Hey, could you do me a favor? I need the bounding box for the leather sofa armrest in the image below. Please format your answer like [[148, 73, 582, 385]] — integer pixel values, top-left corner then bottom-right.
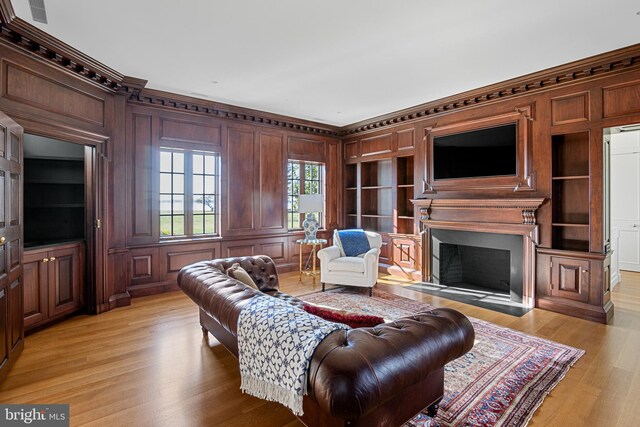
[[306, 308, 474, 419]]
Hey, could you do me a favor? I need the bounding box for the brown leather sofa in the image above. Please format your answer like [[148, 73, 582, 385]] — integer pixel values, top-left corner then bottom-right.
[[178, 255, 475, 427]]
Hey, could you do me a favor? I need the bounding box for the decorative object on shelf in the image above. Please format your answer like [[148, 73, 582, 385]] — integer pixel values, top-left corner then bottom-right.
[[299, 194, 324, 240]]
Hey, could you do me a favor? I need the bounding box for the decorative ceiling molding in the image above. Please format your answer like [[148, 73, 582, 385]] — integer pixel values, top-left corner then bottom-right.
[[129, 88, 341, 136], [0, 12, 124, 91], [342, 44, 640, 136]]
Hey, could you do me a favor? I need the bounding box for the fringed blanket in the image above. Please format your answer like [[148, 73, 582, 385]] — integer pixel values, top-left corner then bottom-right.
[[237, 295, 350, 415]]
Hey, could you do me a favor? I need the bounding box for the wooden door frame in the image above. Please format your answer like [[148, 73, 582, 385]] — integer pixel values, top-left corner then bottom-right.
[[16, 119, 106, 315]]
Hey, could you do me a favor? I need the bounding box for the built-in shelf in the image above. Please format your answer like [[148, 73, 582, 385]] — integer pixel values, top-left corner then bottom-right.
[[397, 184, 414, 188], [25, 180, 84, 185], [551, 131, 590, 252], [362, 186, 393, 190], [551, 176, 589, 181], [362, 214, 392, 218], [345, 187, 358, 191], [398, 216, 414, 220]]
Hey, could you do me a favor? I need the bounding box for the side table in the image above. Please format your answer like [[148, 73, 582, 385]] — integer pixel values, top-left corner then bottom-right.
[[296, 238, 327, 283]]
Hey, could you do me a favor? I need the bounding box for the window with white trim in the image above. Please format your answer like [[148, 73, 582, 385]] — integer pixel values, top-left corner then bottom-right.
[[160, 148, 221, 237], [287, 161, 324, 229]]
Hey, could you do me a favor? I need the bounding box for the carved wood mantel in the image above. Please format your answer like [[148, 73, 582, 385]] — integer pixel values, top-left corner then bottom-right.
[[411, 198, 545, 307]]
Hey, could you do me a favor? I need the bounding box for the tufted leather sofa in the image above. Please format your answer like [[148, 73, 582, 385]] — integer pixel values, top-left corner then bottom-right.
[[178, 255, 475, 427]]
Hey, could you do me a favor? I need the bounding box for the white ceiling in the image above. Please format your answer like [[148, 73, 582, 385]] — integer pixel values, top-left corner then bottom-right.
[[11, 0, 640, 126]]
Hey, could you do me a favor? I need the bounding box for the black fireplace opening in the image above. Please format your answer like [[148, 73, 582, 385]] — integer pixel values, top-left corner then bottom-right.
[[414, 228, 530, 317], [438, 243, 511, 294]]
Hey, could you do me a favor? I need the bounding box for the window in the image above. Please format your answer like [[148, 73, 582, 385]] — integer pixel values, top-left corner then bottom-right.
[[160, 148, 221, 237], [287, 161, 324, 229]]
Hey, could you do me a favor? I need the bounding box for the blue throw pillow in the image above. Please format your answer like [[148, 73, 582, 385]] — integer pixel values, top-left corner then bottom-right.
[[338, 229, 371, 257]]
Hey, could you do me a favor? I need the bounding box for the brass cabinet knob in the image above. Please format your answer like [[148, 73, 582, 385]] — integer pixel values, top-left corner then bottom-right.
[[0, 236, 5, 244], [42, 258, 49, 263], [49, 257, 56, 261]]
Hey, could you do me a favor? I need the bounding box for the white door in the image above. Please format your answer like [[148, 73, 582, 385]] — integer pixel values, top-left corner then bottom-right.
[[611, 130, 640, 272]]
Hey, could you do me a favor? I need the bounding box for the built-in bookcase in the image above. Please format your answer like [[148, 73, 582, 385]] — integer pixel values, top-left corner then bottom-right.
[[396, 156, 415, 234], [551, 131, 590, 252], [343, 156, 415, 235]]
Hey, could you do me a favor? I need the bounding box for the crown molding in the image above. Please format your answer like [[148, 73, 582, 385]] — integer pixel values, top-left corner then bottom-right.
[[341, 43, 640, 136], [129, 88, 341, 137], [0, 17, 124, 90]]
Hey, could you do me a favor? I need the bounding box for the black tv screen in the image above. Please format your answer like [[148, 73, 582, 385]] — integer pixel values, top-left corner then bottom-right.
[[433, 123, 517, 179]]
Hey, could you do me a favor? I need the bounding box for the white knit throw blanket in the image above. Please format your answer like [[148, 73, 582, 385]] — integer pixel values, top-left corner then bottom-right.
[[237, 295, 350, 416]]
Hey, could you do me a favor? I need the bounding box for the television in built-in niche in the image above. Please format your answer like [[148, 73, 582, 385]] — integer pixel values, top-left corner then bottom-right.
[[433, 123, 517, 180]]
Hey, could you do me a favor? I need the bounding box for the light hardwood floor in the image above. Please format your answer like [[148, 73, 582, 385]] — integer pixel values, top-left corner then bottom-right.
[[1, 271, 640, 426]]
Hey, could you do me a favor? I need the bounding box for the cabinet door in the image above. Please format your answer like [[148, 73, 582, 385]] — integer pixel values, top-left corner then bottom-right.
[[0, 287, 7, 371], [23, 250, 48, 329], [48, 246, 82, 318], [392, 238, 415, 269], [550, 256, 590, 302]]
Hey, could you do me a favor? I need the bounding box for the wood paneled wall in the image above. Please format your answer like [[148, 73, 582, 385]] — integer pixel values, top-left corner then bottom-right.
[[2, 13, 640, 315], [0, 36, 340, 310], [123, 104, 339, 296]]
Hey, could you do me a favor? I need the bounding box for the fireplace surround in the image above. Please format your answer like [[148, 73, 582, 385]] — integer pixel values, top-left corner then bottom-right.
[[412, 198, 545, 308], [431, 229, 523, 303]]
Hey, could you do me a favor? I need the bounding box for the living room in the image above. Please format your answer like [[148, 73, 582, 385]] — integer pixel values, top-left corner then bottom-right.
[[0, 0, 639, 426]]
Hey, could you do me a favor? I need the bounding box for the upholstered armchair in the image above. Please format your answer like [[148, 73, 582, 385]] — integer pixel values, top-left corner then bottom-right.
[[317, 230, 382, 296]]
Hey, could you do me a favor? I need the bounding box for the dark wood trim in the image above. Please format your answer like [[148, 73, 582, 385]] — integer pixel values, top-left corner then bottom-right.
[[129, 88, 340, 137], [342, 43, 640, 136], [0, 18, 123, 91], [422, 106, 535, 194]]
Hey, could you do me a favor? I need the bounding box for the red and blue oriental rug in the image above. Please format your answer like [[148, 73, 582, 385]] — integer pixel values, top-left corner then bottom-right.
[[301, 288, 584, 427]]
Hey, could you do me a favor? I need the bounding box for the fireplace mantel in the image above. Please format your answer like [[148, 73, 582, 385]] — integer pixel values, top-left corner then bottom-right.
[[411, 198, 546, 308], [412, 198, 546, 225]]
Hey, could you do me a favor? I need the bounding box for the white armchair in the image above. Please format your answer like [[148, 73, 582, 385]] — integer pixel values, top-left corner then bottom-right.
[[317, 230, 382, 296]]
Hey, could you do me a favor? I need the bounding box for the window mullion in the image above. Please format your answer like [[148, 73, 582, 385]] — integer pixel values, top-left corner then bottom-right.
[[185, 152, 194, 235]]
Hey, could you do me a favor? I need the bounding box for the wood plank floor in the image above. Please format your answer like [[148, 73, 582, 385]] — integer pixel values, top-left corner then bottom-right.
[[1, 271, 640, 426]]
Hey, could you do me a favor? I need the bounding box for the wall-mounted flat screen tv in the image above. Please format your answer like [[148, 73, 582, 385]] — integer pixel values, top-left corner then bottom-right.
[[433, 123, 517, 179]]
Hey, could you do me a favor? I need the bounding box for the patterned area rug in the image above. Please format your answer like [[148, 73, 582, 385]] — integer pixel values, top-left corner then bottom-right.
[[301, 288, 584, 427]]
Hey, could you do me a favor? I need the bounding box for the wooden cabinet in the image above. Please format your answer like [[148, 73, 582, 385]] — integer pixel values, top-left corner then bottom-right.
[[536, 130, 613, 323], [23, 242, 83, 331], [536, 249, 612, 323], [549, 255, 590, 302]]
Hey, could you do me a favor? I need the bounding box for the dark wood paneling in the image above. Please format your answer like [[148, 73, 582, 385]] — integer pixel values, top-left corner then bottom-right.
[[326, 141, 340, 229], [130, 113, 154, 242], [603, 80, 640, 118], [0, 287, 6, 367], [258, 241, 286, 263], [223, 243, 255, 258], [47, 245, 82, 318], [259, 132, 285, 230], [226, 128, 255, 232], [2, 62, 105, 127], [166, 248, 217, 273], [22, 250, 47, 328], [361, 133, 393, 157], [397, 128, 415, 151], [344, 140, 359, 160], [8, 279, 21, 350], [131, 255, 152, 279], [288, 136, 325, 161], [551, 92, 590, 125], [160, 118, 221, 146]]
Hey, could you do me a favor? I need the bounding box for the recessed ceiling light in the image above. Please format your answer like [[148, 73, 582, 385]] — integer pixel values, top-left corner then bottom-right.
[[211, 81, 219, 84], [336, 111, 342, 114]]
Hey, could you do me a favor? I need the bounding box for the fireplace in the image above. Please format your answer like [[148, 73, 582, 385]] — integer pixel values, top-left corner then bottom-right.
[[412, 198, 545, 308], [431, 229, 524, 303]]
